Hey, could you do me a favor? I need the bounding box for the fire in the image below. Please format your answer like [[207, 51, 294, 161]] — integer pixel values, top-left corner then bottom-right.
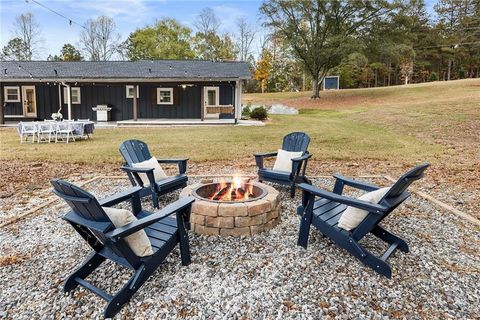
[[209, 175, 254, 202]]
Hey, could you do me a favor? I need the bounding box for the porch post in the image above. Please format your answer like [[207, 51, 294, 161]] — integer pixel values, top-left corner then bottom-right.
[[200, 85, 204, 121], [235, 80, 242, 121], [66, 84, 72, 120], [132, 85, 138, 121], [57, 84, 62, 113], [0, 83, 4, 124]]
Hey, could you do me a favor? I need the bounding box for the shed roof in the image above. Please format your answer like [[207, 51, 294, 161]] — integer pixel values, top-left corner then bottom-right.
[[0, 60, 251, 81]]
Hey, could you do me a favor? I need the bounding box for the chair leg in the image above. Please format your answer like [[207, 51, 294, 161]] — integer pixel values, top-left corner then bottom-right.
[[64, 252, 105, 293], [371, 225, 409, 253], [104, 265, 148, 318], [152, 192, 159, 209], [290, 183, 296, 198], [297, 212, 313, 249], [346, 237, 393, 278], [177, 211, 191, 266]]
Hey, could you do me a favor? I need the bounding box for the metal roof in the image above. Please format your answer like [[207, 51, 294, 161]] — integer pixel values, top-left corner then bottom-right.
[[0, 60, 251, 81]]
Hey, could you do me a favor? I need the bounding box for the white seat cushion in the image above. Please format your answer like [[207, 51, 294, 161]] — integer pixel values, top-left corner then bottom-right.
[[102, 207, 154, 257], [273, 149, 303, 172], [338, 187, 390, 231], [131, 156, 167, 186]]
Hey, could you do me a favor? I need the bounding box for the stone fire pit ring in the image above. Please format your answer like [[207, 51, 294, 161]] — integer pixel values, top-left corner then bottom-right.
[[179, 181, 281, 237]]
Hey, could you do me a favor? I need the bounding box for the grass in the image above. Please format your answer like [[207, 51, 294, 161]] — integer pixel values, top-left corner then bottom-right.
[[1, 79, 478, 166]]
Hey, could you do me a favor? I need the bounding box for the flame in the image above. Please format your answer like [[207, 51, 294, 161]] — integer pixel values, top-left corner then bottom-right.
[[209, 175, 254, 202]]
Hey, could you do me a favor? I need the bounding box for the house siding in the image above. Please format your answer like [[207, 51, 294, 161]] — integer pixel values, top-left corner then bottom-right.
[[1, 81, 236, 121]]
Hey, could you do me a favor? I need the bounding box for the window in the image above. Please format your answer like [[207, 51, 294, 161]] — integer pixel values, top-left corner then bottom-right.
[[157, 88, 174, 105], [204, 87, 219, 106], [4, 86, 20, 102], [63, 87, 81, 104], [126, 85, 139, 98]]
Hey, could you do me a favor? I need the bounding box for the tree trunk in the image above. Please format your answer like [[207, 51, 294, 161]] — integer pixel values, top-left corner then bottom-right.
[[447, 59, 452, 81], [387, 64, 391, 86], [311, 76, 320, 99]]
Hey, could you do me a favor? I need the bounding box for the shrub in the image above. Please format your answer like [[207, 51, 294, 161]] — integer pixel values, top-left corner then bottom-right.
[[242, 103, 251, 117], [428, 72, 438, 82], [249, 106, 268, 120]]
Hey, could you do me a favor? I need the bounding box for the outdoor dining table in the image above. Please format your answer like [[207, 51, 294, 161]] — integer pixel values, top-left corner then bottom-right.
[[17, 120, 95, 140], [70, 121, 95, 136]]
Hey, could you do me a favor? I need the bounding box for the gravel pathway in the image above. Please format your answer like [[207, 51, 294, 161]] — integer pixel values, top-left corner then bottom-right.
[[0, 177, 479, 319]]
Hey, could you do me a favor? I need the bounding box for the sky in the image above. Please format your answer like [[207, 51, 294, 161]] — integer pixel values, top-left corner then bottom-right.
[[0, 0, 439, 60]]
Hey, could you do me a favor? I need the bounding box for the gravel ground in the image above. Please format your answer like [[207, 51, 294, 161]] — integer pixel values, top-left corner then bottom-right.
[[0, 177, 479, 319]]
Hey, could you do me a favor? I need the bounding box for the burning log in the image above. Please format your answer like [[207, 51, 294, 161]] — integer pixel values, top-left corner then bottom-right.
[[212, 186, 231, 201]]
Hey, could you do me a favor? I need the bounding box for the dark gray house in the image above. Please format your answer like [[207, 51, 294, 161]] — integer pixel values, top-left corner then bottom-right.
[[0, 60, 250, 123]]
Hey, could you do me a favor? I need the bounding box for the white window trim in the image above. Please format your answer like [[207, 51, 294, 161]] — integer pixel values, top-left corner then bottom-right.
[[157, 88, 174, 105], [126, 85, 140, 98], [64, 87, 81, 104], [4, 86, 21, 102], [205, 86, 220, 106]]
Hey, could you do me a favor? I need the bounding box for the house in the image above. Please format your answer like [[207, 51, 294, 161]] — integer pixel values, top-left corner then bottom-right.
[[0, 60, 251, 124]]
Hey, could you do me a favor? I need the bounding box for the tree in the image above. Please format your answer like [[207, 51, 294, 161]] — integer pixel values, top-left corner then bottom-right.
[[235, 17, 256, 61], [194, 32, 237, 61], [435, 0, 479, 80], [12, 12, 42, 60], [194, 7, 220, 35], [192, 7, 237, 60], [254, 50, 273, 93], [1, 38, 29, 60], [260, 0, 389, 98], [49, 44, 83, 61], [80, 16, 120, 61], [125, 18, 195, 60]]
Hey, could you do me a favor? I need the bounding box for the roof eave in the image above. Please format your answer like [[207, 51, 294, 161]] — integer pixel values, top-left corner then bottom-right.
[[0, 77, 250, 83]]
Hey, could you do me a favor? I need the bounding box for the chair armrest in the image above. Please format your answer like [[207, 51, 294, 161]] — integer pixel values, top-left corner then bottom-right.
[[106, 196, 195, 240], [120, 165, 156, 187], [291, 153, 312, 163], [120, 166, 154, 173], [332, 174, 379, 194], [298, 183, 387, 214], [156, 158, 188, 174], [254, 151, 278, 158], [99, 186, 143, 207], [254, 152, 278, 169]]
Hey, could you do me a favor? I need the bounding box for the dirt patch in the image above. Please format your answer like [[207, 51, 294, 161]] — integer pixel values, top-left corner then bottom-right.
[[1, 158, 478, 222], [245, 93, 380, 110]]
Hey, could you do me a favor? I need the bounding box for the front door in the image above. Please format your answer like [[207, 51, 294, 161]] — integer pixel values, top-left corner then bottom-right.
[[203, 86, 219, 118], [22, 86, 37, 117]]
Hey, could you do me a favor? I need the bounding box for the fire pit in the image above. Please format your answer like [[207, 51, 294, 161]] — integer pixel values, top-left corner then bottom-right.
[[179, 177, 281, 237]]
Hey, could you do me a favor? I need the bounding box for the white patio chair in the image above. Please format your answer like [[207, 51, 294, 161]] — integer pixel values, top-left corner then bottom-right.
[[18, 122, 37, 144], [71, 122, 87, 140], [37, 122, 55, 143], [77, 119, 90, 122], [55, 121, 75, 143]]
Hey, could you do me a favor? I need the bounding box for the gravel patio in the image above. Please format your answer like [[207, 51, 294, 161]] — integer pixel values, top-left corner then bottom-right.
[[0, 176, 479, 319]]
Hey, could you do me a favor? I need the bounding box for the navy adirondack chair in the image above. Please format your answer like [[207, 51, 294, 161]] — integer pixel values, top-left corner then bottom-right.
[[51, 179, 194, 318], [296, 163, 429, 278], [119, 139, 188, 208], [254, 132, 312, 197]]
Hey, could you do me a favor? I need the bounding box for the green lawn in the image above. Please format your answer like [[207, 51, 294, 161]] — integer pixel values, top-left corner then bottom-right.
[[1, 79, 479, 166]]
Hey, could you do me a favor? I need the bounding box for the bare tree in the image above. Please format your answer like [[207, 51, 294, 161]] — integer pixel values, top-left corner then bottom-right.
[[80, 16, 121, 61], [194, 7, 221, 35], [12, 13, 42, 60], [235, 17, 256, 61]]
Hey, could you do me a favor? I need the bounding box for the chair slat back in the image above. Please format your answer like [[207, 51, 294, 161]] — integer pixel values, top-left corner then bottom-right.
[[51, 179, 139, 265], [352, 163, 429, 239], [20, 122, 37, 133], [119, 139, 152, 165], [282, 132, 310, 153], [381, 163, 430, 203]]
